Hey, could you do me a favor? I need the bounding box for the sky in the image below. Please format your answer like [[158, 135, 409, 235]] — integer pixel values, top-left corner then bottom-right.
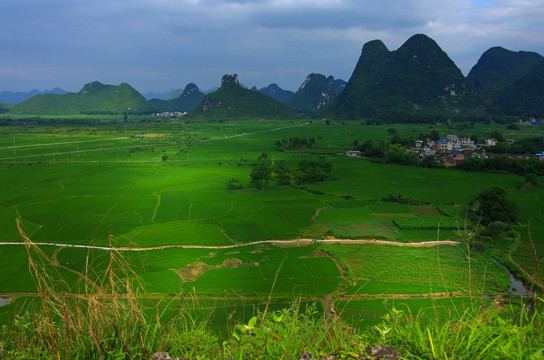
[[1, 0, 543, 94]]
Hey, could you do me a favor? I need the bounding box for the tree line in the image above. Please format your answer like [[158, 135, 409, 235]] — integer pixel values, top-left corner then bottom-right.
[[227, 153, 332, 190]]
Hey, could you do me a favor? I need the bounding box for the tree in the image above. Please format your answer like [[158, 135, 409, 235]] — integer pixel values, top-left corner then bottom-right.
[[272, 161, 291, 185], [250, 164, 271, 189], [471, 186, 518, 226], [428, 129, 440, 141], [489, 130, 504, 142], [226, 178, 243, 190], [250, 153, 272, 189], [525, 173, 538, 186], [294, 158, 332, 185]]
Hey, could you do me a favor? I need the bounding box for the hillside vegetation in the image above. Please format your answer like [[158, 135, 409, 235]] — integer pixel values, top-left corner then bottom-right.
[[467, 46, 543, 101], [322, 34, 484, 122], [10, 81, 157, 115], [186, 74, 297, 120]]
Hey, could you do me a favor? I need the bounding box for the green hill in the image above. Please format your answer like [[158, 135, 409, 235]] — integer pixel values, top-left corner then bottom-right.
[[10, 81, 157, 115], [284, 73, 337, 114], [467, 46, 543, 101], [0, 101, 12, 114], [186, 74, 297, 121], [322, 34, 482, 122], [150, 83, 205, 112], [493, 59, 544, 117]]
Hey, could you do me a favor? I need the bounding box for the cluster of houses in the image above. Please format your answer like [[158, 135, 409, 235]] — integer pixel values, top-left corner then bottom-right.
[[409, 134, 544, 166], [153, 111, 186, 117], [409, 135, 495, 166], [345, 132, 544, 166]]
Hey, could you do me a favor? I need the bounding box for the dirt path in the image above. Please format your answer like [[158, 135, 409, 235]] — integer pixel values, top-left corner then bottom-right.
[[311, 207, 328, 223], [0, 238, 459, 252], [151, 192, 161, 223], [0, 137, 128, 150]]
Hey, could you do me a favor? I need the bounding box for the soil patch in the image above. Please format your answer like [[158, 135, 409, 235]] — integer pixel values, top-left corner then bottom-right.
[[172, 258, 258, 282]]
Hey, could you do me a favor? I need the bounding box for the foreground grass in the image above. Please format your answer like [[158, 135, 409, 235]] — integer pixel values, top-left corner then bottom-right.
[[1, 230, 543, 359], [2, 295, 543, 359]]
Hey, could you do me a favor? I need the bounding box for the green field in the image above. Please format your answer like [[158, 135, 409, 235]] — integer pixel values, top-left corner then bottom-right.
[[0, 119, 542, 330]]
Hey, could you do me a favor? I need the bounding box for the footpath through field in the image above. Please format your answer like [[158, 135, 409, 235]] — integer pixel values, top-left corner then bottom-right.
[[0, 238, 459, 252]]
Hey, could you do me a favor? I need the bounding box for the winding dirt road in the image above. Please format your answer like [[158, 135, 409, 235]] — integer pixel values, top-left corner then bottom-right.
[[0, 238, 459, 252]]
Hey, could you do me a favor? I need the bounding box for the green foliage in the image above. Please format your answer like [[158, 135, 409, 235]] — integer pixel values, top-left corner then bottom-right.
[[223, 303, 365, 359], [226, 178, 243, 190], [472, 186, 519, 225], [479, 221, 517, 242], [294, 158, 332, 185], [273, 137, 315, 151], [0, 101, 12, 114], [186, 78, 296, 121], [369, 305, 544, 359], [250, 156, 273, 189], [526, 173, 539, 186]]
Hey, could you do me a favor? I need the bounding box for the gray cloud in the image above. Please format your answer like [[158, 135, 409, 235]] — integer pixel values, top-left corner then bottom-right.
[[0, 0, 543, 93]]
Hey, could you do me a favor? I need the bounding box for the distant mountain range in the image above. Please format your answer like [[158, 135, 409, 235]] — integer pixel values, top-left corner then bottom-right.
[[0, 88, 67, 104], [185, 74, 296, 120], [256, 84, 294, 102], [3, 33, 544, 120], [143, 89, 177, 101]]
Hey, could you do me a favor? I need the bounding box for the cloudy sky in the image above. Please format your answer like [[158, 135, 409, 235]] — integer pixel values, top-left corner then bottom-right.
[[1, 0, 543, 94]]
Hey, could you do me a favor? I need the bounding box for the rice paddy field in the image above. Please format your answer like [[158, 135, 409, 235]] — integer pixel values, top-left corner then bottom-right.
[[0, 118, 542, 328]]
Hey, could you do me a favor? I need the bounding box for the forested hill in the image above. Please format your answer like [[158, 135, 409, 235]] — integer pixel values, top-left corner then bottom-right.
[[467, 46, 543, 101], [321, 34, 483, 122], [492, 59, 544, 117], [186, 74, 297, 121], [9, 81, 157, 115]]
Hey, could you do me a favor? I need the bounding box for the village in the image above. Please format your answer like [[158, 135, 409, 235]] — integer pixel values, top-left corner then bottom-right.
[[346, 132, 544, 167], [409, 133, 544, 166]]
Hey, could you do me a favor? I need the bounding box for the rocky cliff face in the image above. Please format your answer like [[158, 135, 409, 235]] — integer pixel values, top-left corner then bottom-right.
[[284, 73, 338, 114], [221, 74, 239, 86], [181, 83, 200, 97]]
